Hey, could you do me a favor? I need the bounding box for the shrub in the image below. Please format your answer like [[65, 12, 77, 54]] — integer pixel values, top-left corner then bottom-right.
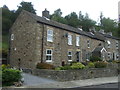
[[2, 68, 22, 86], [36, 63, 55, 69], [94, 61, 107, 68], [55, 65, 71, 70], [87, 62, 95, 68], [90, 56, 102, 62], [70, 61, 78, 65], [71, 62, 85, 69], [112, 60, 120, 63], [2, 64, 10, 70]]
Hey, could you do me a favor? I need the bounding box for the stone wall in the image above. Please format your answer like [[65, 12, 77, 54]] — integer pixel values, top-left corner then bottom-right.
[[23, 67, 118, 81]]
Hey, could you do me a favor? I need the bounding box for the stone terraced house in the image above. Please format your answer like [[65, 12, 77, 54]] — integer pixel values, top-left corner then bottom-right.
[[9, 10, 120, 69]]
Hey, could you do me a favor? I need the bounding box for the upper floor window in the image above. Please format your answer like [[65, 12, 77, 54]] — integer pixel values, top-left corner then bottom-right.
[[76, 36, 80, 46], [107, 40, 111, 48], [46, 49, 52, 62], [47, 30, 53, 42], [68, 34, 72, 45], [11, 34, 14, 40], [68, 51, 72, 61], [87, 40, 90, 48], [116, 41, 119, 49]]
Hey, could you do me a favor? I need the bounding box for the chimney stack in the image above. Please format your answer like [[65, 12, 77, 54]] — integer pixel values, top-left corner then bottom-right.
[[107, 32, 112, 36], [99, 29, 105, 34], [42, 8, 50, 19]]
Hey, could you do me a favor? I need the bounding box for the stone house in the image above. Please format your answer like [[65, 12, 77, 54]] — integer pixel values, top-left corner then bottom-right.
[[9, 10, 120, 69]]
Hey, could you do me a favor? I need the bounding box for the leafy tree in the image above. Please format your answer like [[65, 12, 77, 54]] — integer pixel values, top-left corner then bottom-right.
[[50, 9, 67, 24], [65, 12, 80, 27], [15, 1, 36, 18], [78, 12, 96, 31]]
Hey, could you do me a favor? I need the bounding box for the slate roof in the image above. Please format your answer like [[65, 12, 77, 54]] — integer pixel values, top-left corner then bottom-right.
[[93, 46, 103, 52], [22, 10, 120, 41]]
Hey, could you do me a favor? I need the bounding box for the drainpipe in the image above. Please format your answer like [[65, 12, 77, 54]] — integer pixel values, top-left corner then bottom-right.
[[41, 24, 45, 63]]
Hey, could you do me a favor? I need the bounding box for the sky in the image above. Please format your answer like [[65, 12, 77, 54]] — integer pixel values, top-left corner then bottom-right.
[[0, 0, 120, 22]]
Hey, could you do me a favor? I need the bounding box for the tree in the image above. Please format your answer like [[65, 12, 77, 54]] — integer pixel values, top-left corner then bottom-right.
[[78, 12, 96, 31], [65, 12, 80, 27], [50, 9, 67, 24], [16, 1, 36, 17]]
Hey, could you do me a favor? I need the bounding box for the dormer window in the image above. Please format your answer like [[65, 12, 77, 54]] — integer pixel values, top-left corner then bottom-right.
[[11, 34, 14, 40], [68, 34, 72, 45], [47, 30, 53, 42]]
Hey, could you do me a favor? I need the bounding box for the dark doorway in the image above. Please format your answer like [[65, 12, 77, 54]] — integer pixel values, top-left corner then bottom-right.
[[76, 51, 81, 62]]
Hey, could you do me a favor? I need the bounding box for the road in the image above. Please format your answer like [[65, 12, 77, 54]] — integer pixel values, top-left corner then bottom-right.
[[22, 73, 58, 86], [80, 82, 119, 88]]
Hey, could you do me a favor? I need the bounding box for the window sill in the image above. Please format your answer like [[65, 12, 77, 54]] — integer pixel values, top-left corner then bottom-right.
[[68, 60, 72, 62], [46, 60, 52, 62]]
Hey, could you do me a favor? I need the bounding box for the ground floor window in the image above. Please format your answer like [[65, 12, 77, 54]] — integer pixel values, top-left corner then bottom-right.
[[68, 51, 72, 61], [46, 49, 52, 62], [108, 52, 111, 59]]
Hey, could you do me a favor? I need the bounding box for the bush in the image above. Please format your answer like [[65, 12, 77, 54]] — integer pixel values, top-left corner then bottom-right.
[[94, 61, 107, 68], [112, 60, 120, 63], [71, 62, 85, 69], [87, 62, 95, 68], [2, 64, 10, 70], [90, 56, 102, 62], [36, 63, 55, 69], [2, 68, 22, 86]]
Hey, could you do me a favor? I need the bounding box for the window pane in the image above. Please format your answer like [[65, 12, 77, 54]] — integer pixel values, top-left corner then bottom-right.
[[47, 50, 52, 54], [68, 34, 72, 45]]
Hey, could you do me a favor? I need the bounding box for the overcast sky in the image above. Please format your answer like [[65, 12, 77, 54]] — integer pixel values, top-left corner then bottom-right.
[[1, 0, 120, 22]]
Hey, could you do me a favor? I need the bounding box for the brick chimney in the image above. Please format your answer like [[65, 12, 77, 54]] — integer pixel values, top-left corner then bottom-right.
[[42, 8, 50, 19]]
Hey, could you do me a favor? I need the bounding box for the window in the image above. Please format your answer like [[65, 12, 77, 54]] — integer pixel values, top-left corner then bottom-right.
[[116, 41, 119, 49], [76, 36, 80, 46], [116, 54, 119, 60], [47, 30, 53, 42], [108, 52, 111, 59], [68, 34, 72, 45], [87, 40, 90, 48], [46, 49, 52, 62], [107, 40, 111, 48], [11, 34, 14, 40], [68, 51, 72, 61]]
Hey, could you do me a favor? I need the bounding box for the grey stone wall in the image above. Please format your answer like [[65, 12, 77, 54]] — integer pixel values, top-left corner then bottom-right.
[[23, 67, 118, 81], [9, 11, 43, 69]]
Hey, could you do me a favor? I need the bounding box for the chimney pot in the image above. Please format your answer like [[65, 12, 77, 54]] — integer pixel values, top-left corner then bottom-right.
[[42, 8, 50, 19]]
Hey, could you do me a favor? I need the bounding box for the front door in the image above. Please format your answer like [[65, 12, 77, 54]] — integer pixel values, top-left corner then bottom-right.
[[76, 51, 81, 62]]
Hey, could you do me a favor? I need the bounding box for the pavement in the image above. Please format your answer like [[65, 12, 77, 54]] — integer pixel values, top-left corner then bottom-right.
[[21, 73, 119, 88]]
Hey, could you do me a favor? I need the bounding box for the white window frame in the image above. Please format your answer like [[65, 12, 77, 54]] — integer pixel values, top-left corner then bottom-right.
[[108, 44, 111, 49], [107, 52, 111, 59], [107, 40, 111, 49], [47, 30, 53, 42], [11, 34, 14, 40], [68, 34, 72, 45], [68, 51, 72, 61], [116, 41, 119, 49], [46, 49, 52, 62], [87, 40, 90, 48], [76, 36, 80, 46]]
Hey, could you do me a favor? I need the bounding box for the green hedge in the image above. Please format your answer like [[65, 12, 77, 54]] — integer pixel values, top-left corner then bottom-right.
[[94, 61, 108, 68], [90, 56, 102, 62], [36, 63, 55, 69], [2, 65, 22, 86]]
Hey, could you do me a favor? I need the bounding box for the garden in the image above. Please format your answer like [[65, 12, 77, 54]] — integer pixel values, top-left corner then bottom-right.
[[36, 56, 120, 70]]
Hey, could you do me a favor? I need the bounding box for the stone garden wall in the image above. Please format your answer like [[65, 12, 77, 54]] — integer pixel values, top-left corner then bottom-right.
[[23, 63, 119, 81]]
